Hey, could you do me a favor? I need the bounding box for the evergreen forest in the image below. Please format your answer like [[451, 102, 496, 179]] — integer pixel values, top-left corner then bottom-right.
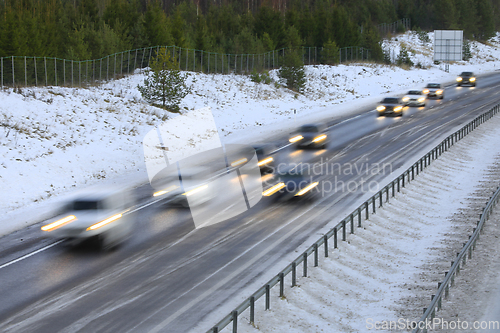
[[0, 0, 497, 62]]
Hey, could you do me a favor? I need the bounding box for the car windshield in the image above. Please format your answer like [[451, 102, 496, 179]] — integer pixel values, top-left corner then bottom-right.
[[426, 83, 440, 88], [71, 200, 101, 210], [382, 98, 399, 104], [300, 125, 319, 133], [460, 72, 473, 76], [408, 90, 422, 95]]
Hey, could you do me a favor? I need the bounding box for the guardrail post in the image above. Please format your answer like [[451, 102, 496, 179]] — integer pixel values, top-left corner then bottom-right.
[[324, 235, 328, 257], [392, 181, 395, 197], [303, 253, 308, 277], [357, 208, 362, 227], [232, 310, 238, 333], [279, 273, 284, 297], [213, 326, 219, 333], [333, 227, 338, 248], [372, 196, 376, 213], [397, 177, 400, 192], [365, 202, 369, 219], [265, 285, 270, 310], [444, 273, 449, 298], [379, 192, 383, 208], [350, 214, 354, 234], [402, 173, 405, 187], [292, 262, 296, 287], [314, 244, 318, 267], [412, 165, 415, 180], [250, 296, 255, 323], [342, 220, 347, 241]]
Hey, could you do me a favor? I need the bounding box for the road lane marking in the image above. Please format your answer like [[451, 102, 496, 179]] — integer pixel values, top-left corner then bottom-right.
[[0, 240, 63, 270]]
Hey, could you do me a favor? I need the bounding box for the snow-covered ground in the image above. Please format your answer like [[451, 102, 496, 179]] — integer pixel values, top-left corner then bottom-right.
[[222, 98, 500, 333]]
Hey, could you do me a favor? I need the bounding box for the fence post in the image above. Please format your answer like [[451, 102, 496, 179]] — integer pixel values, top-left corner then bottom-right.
[[314, 244, 318, 267], [279, 273, 284, 297], [24, 56, 27, 86], [342, 220, 347, 241], [292, 262, 296, 287], [324, 235, 328, 257], [250, 296, 255, 323], [265, 285, 270, 310], [12, 56, 15, 87], [34, 57, 37, 86], [303, 253, 308, 277], [333, 227, 338, 248], [55, 58, 57, 86], [232, 310, 238, 333]]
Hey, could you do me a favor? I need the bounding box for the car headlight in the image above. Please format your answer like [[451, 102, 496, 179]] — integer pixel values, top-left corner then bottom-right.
[[470, 77, 476, 82], [263, 182, 286, 196], [42, 215, 77, 231], [456, 77, 463, 82], [183, 184, 209, 197], [402, 97, 410, 102], [394, 106, 403, 112], [257, 157, 273, 166], [289, 135, 303, 143], [230, 157, 248, 167], [295, 182, 319, 196], [436, 90, 443, 95], [376, 106, 386, 112], [312, 134, 327, 143], [153, 185, 178, 197], [87, 214, 122, 231], [423, 89, 429, 94], [418, 97, 425, 103]]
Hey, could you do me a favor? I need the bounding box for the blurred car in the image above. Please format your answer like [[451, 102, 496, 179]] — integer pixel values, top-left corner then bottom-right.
[[376, 97, 404, 117], [41, 188, 134, 251], [152, 166, 216, 207], [402, 90, 426, 107], [289, 124, 328, 149], [456, 72, 476, 87], [423, 83, 444, 99], [253, 143, 278, 174], [262, 166, 319, 201]]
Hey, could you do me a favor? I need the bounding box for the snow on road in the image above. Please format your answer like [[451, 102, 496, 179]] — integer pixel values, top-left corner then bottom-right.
[[224, 111, 500, 332]]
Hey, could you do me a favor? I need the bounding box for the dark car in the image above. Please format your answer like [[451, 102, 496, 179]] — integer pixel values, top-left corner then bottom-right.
[[423, 83, 444, 99], [289, 124, 328, 149], [456, 72, 476, 87], [262, 166, 319, 201], [253, 144, 278, 174], [376, 97, 404, 117]]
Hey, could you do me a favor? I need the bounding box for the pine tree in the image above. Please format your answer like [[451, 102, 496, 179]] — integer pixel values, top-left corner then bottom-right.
[[137, 47, 192, 112]]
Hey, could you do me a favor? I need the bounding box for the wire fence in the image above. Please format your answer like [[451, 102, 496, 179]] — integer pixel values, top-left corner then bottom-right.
[[0, 45, 370, 88], [377, 18, 411, 37]]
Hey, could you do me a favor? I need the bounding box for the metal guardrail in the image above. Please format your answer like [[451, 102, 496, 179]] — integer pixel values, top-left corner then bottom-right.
[[208, 103, 500, 333]]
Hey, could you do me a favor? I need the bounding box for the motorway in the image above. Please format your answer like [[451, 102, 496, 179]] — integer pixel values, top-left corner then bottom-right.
[[1, 73, 500, 332]]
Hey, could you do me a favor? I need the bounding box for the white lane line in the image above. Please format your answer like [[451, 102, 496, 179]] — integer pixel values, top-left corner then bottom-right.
[[0, 240, 63, 270]]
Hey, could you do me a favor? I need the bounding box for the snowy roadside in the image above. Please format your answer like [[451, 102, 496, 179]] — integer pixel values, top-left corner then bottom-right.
[[218, 108, 500, 332], [2, 31, 500, 237]]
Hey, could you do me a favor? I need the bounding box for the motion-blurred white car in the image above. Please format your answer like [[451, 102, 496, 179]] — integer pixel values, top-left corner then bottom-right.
[[153, 166, 216, 207], [41, 188, 134, 250], [402, 90, 426, 107]]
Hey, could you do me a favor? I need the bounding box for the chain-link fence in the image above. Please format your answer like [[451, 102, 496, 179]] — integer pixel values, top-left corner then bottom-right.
[[0, 45, 371, 88]]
